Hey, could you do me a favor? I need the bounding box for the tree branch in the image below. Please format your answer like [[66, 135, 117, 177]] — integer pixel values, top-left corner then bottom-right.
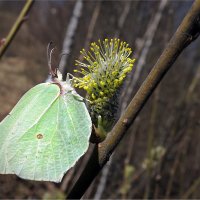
[[0, 0, 34, 59], [67, 0, 200, 198]]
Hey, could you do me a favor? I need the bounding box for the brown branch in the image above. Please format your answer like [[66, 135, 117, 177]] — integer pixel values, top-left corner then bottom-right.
[[67, 0, 200, 198], [0, 0, 34, 59]]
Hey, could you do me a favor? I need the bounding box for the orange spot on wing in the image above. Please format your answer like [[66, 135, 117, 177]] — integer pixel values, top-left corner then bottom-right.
[[36, 133, 43, 139]]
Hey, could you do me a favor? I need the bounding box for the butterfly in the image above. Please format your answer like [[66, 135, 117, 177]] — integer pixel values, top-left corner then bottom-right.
[[0, 43, 92, 182]]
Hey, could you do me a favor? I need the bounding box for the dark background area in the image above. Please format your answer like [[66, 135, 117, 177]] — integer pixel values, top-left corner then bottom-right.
[[0, 0, 200, 199]]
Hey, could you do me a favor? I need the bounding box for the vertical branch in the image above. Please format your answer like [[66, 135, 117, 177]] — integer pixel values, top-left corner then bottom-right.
[[59, 0, 83, 74], [93, 156, 113, 200], [0, 0, 34, 59], [115, 1, 131, 38], [121, 0, 168, 112], [144, 87, 160, 199], [78, 1, 101, 62]]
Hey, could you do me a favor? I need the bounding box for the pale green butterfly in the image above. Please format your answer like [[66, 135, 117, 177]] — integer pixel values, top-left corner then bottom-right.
[[0, 44, 92, 182]]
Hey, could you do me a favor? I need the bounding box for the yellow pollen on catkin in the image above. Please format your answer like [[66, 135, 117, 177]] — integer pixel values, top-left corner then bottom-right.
[[73, 38, 135, 104]]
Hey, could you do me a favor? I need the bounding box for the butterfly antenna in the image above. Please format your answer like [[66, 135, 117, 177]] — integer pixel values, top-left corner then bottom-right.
[[47, 42, 58, 77], [47, 42, 53, 71], [49, 48, 56, 74]]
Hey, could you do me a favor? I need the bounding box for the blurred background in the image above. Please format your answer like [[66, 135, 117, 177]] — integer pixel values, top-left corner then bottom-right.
[[0, 0, 200, 199]]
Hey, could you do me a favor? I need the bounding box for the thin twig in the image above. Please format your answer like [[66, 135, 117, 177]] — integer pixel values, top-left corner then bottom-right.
[[121, 0, 167, 113], [115, 1, 131, 38], [182, 177, 200, 199], [67, 1, 200, 198], [78, 1, 101, 62], [59, 0, 83, 74], [93, 156, 113, 200], [165, 151, 181, 198], [144, 87, 160, 199], [0, 0, 34, 59]]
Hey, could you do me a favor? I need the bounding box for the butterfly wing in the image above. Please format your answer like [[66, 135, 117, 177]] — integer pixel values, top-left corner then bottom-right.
[[0, 83, 92, 182]]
